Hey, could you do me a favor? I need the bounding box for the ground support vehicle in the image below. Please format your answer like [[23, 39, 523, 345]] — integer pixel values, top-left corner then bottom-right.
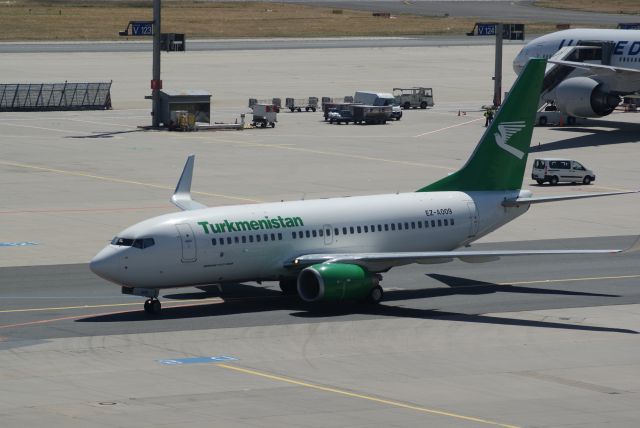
[[393, 87, 434, 109], [532, 158, 595, 185], [286, 97, 318, 112], [536, 103, 576, 126], [352, 105, 391, 124], [323, 102, 359, 121], [354, 91, 401, 120], [327, 108, 354, 124], [248, 98, 281, 112], [251, 104, 277, 128]]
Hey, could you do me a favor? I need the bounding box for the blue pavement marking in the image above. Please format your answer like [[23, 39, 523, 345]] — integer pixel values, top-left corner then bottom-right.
[[158, 356, 238, 365], [0, 242, 39, 247]]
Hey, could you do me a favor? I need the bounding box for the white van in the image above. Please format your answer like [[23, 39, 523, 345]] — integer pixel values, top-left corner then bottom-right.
[[354, 91, 402, 120], [532, 158, 595, 185]]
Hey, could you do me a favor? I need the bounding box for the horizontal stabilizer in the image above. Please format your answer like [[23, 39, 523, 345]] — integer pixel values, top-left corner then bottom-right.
[[502, 190, 638, 207], [171, 155, 208, 211]]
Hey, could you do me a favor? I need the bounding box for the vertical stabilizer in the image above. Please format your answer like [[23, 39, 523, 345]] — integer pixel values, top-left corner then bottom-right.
[[418, 58, 546, 192]]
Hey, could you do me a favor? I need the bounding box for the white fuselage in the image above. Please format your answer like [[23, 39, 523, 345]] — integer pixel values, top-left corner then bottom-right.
[[91, 190, 530, 289], [514, 29, 640, 76]]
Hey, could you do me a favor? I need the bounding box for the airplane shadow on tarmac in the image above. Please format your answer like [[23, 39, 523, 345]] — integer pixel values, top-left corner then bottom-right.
[[76, 278, 637, 334], [529, 118, 639, 153]]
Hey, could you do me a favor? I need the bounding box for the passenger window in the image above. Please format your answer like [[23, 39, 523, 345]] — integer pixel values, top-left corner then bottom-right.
[[219, 238, 225, 245], [277, 233, 282, 240], [384, 224, 389, 231], [306, 230, 311, 238], [398, 223, 403, 230], [212, 239, 217, 246], [357, 226, 362, 233], [371, 225, 375, 232], [264, 234, 269, 241], [343, 227, 347, 235], [350, 226, 355, 234], [242, 236, 247, 243], [364, 226, 369, 233], [377, 225, 382, 232], [326, 229, 331, 236], [431, 220, 435, 227], [391, 224, 395, 231], [256, 235, 261, 242], [443, 219, 448, 226], [312, 230, 317, 237], [227, 237, 232, 244], [417, 221, 422, 229], [437, 220, 442, 227], [405, 222, 409, 229], [292, 232, 297, 239], [411, 222, 415, 229], [234, 236, 240, 244], [335, 228, 340, 236], [451, 218, 455, 226], [299, 231, 304, 239], [271, 233, 276, 241], [318, 229, 323, 237]]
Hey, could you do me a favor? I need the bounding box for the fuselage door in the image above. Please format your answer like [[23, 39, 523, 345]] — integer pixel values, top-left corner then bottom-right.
[[176, 223, 197, 263], [466, 202, 479, 238], [323, 224, 333, 245]]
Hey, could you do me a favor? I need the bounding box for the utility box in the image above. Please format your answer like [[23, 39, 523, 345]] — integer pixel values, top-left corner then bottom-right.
[[158, 90, 210, 129]]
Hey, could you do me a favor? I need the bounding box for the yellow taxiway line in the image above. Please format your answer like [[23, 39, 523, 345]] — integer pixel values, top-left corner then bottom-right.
[[217, 363, 520, 428]]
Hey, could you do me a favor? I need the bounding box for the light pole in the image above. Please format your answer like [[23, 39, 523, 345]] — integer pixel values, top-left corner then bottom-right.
[[151, 0, 162, 128]]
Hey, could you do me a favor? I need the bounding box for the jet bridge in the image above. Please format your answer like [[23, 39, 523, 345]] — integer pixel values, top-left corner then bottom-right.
[[0, 82, 112, 112]]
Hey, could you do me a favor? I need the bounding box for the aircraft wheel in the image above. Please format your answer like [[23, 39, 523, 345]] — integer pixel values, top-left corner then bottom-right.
[[144, 298, 161, 314], [367, 285, 384, 304]]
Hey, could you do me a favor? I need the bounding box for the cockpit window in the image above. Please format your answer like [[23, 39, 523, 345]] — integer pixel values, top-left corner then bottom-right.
[[111, 237, 134, 246], [111, 237, 155, 249]]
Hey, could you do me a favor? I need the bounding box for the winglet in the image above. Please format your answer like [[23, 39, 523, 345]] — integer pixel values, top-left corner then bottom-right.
[[171, 155, 208, 211]]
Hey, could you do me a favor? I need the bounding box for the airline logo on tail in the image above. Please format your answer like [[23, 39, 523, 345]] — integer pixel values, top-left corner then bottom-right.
[[495, 121, 526, 159]]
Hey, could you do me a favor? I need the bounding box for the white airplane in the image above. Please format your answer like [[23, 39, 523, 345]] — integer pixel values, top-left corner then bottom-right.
[[513, 28, 640, 118], [90, 59, 636, 314]]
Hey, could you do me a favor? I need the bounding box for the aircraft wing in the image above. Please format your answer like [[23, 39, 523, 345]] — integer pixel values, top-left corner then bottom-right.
[[288, 246, 632, 273], [549, 59, 640, 81]]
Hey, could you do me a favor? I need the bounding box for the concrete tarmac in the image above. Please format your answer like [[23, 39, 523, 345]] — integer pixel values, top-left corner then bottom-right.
[[1, 43, 639, 427]]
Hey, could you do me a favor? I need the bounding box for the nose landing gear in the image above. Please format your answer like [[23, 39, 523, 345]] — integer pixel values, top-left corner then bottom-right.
[[143, 298, 162, 315], [121, 287, 162, 315]]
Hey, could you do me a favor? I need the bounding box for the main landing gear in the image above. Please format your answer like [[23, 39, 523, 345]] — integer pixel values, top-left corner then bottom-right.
[[143, 298, 162, 315]]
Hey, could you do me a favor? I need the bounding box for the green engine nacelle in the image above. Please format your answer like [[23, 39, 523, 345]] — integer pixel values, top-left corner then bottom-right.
[[297, 263, 376, 302]]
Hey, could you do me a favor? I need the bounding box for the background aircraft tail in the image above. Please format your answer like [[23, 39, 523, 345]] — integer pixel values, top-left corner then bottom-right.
[[418, 58, 546, 192]]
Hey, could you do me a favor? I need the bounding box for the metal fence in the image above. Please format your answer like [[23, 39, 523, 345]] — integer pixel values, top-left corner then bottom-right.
[[0, 81, 112, 112]]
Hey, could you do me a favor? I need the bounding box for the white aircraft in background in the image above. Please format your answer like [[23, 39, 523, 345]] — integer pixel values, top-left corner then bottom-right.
[[90, 59, 636, 314], [513, 28, 640, 118]]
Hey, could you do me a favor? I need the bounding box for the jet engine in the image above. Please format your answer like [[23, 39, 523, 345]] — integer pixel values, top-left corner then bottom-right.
[[554, 77, 620, 118], [297, 263, 378, 302]]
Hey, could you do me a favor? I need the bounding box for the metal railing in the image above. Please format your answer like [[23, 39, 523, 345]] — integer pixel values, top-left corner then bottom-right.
[[0, 81, 112, 112]]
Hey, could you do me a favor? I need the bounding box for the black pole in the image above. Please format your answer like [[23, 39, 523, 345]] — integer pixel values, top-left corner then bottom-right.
[[152, 0, 161, 127]]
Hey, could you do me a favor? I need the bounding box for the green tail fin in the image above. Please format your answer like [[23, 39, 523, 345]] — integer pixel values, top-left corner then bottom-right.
[[417, 58, 546, 192]]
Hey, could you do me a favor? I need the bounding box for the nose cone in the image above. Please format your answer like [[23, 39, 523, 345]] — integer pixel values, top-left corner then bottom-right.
[[90, 246, 121, 284]]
